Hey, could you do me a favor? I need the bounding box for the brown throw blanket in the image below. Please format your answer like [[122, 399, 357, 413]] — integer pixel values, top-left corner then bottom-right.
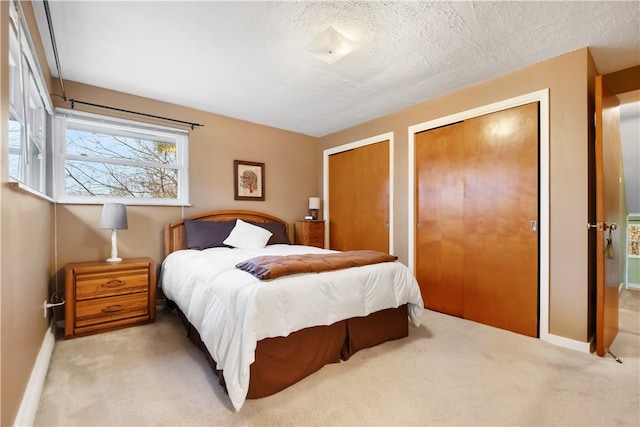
[[235, 250, 398, 280]]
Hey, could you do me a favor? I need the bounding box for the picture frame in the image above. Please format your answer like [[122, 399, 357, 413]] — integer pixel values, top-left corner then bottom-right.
[[234, 160, 265, 201]]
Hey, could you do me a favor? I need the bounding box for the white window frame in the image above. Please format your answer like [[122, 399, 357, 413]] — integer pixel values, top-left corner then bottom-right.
[[8, 0, 53, 197], [53, 109, 190, 206]]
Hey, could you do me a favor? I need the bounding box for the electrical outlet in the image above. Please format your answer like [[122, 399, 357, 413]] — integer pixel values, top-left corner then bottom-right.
[[43, 300, 48, 318]]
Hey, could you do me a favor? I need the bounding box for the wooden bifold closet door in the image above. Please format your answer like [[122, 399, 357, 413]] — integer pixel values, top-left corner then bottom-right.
[[415, 103, 539, 337]]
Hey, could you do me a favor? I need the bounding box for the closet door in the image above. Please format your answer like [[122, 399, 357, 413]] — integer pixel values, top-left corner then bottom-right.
[[415, 103, 539, 337], [415, 124, 465, 317], [328, 140, 389, 252], [462, 103, 539, 337]]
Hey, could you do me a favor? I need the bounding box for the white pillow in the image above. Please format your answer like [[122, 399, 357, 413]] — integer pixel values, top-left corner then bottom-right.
[[223, 219, 273, 249]]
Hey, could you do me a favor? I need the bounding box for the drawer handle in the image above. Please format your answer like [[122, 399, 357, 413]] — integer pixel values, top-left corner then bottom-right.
[[102, 305, 125, 313], [102, 280, 125, 288]]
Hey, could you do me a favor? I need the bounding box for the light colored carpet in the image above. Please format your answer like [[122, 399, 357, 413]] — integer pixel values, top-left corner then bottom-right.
[[35, 290, 639, 426]]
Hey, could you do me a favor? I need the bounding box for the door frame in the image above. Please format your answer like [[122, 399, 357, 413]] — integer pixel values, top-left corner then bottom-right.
[[406, 89, 574, 349], [323, 132, 394, 253]]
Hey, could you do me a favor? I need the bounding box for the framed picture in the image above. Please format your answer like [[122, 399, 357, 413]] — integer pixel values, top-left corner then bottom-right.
[[234, 160, 265, 201]]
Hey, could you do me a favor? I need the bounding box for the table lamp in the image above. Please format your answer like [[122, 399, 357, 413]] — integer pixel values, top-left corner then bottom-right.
[[100, 203, 128, 262], [308, 197, 320, 220]]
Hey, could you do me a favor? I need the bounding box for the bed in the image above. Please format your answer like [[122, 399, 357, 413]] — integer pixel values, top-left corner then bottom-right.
[[161, 209, 423, 411]]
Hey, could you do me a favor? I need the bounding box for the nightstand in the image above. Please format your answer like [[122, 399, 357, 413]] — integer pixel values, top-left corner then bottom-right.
[[64, 257, 156, 339], [294, 220, 325, 248]]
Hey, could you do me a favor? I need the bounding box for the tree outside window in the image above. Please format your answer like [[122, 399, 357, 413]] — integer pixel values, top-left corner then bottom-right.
[[65, 128, 178, 198], [55, 111, 189, 206], [629, 224, 640, 257]]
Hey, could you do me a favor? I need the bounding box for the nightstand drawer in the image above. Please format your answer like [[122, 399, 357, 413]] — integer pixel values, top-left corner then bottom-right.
[[306, 228, 324, 239], [76, 293, 149, 328], [295, 220, 325, 249], [305, 236, 324, 246], [75, 268, 149, 300]]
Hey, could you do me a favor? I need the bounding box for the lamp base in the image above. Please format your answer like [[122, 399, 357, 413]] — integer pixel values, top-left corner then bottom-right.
[[106, 229, 122, 263]]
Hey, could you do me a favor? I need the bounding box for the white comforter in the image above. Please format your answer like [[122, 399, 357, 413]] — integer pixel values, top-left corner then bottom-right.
[[160, 244, 424, 411]]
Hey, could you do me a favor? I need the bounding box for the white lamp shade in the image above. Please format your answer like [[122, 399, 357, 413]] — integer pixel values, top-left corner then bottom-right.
[[308, 197, 321, 209], [100, 203, 128, 230]]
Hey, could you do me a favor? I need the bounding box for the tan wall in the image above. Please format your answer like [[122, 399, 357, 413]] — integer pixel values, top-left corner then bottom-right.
[[318, 48, 594, 342], [605, 65, 640, 95], [2, 2, 319, 423], [51, 81, 319, 271], [0, 1, 54, 425]]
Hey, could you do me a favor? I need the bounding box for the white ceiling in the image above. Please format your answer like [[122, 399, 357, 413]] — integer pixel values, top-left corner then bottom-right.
[[33, 1, 639, 138], [33, 1, 640, 212]]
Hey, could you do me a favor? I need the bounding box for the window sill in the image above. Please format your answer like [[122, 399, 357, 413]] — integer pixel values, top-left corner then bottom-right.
[[7, 181, 191, 207], [56, 199, 192, 207], [7, 181, 55, 203]]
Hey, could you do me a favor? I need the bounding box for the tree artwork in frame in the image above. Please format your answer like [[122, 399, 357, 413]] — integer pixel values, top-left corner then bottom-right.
[[234, 160, 265, 201]]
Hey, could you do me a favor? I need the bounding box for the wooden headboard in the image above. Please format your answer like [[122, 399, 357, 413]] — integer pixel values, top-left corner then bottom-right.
[[164, 209, 290, 257]]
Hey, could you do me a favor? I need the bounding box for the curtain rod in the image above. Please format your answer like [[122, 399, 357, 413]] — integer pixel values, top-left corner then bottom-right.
[[70, 99, 204, 130]]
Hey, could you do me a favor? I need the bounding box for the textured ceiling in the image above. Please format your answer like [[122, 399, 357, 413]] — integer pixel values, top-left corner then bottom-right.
[[34, 1, 640, 138]]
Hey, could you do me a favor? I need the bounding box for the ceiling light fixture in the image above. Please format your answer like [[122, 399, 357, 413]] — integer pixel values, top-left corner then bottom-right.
[[305, 26, 360, 65]]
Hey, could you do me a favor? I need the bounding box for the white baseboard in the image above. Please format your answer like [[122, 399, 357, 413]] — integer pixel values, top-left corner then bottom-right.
[[541, 332, 592, 353], [14, 323, 55, 427], [627, 282, 640, 290]]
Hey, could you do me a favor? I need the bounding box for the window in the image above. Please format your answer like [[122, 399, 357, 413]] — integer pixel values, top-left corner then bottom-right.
[[629, 223, 640, 257], [54, 110, 189, 206], [8, 0, 52, 195]]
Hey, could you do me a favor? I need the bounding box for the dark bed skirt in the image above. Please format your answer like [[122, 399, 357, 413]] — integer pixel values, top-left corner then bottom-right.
[[170, 302, 409, 399]]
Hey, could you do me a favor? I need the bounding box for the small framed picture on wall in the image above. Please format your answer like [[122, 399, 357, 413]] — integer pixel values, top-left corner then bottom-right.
[[234, 160, 265, 201]]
